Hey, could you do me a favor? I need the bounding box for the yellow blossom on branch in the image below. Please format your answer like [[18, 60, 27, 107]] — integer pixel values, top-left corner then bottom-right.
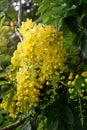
[[0, 19, 67, 117]]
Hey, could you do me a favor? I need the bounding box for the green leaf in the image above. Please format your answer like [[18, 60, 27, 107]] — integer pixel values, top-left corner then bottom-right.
[[58, 120, 65, 130], [83, 118, 87, 130], [20, 121, 31, 130], [6, 7, 17, 19], [0, 73, 7, 78], [2, 121, 13, 128], [74, 117, 83, 130], [82, 15, 87, 28], [47, 107, 58, 125], [0, 54, 10, 64], [64, 16, 79, 33], [37, 0, 65, 25], [73, 31, 83, 48], [37, 0, 49, 15], [39, 11, 51, 23], [0, 66, 3, 71], [0, 114, 3, 124], [0, 14, 5, 28], [0, 109, 7, 115], [47, 120, 59, 130], [82, 0, 87, 3], [0, 81, 8, 85], [61, 105, 74, 125], [6, 88, 16, 110], [0, 12, 5, 18], [81, 30, 87, 58], [0, 0, 8, 9], [47, 106, 59, 130], [37, 119, 46, 130]]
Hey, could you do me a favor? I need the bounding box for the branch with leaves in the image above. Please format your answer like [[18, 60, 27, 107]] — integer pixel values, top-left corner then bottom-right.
[[0, 113, 32, 130], [1, 119, 25, 130]]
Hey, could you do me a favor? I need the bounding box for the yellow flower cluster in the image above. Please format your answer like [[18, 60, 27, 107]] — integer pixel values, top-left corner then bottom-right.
[[67, 72, 87, 99], [67, 73, 79, 86], [0, 20, 16, 53], [1, 19, 66, 117]]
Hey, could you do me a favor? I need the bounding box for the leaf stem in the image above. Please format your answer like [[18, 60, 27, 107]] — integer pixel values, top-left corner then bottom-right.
[[78, 96, 84, 126]]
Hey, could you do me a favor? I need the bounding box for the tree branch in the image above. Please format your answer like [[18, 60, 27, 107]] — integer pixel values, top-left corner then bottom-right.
[[18, 0, 22, 27], [15, 0, 22, 41], [15, 27, 22, 41], [0, 112, 32, 130], [0, 118, 25, 130]]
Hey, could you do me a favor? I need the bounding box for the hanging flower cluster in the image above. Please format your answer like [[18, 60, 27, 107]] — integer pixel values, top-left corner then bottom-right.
[[0, 19, 66, 117], [67, 71, 87, 99]]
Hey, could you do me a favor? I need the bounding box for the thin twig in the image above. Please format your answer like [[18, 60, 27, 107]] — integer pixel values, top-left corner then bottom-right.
[[15, 27, 22, 41], [15, 0, 22, 41], [18, 0, 22, 27]]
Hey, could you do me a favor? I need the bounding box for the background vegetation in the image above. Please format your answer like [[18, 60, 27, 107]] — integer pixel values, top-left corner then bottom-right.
[[0, 0, 87, 130]]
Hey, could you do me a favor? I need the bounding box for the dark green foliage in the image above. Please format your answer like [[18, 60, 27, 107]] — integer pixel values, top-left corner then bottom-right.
[[47, 102, 74, 130], [73, 31, 83, 48], [64, 16, 79, 33], [48, 120, 59, 130], [82, 15, 87, 28], [61, 105, 74, 125], [0, 108, 16, 129], [35, 1, 87, 130], [37, 0, 87, 60], [0, 114, 3, 125], [37, 0, 68, 25], [81, 30, 87, 58]]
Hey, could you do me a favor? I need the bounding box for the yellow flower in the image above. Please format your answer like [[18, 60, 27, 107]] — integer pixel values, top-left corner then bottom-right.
[[67, 81, 72, 86], [75, 74, 79, 79], [1, 19, 67, 117], [71, 80, 76, 86], [81, 83, 85, 87], [68, 75, 73, 80], [85, 78, 87, 83], [81, 71, 87, 77]]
